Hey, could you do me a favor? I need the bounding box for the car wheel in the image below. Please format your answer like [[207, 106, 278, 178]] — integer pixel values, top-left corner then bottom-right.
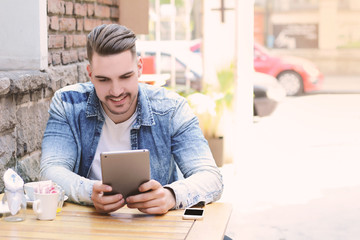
[[277, 71, 303, 96]]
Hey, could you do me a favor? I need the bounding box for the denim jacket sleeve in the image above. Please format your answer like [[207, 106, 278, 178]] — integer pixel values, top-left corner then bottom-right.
[[163, 96, 224, 209], [40, 89, 96, 205]]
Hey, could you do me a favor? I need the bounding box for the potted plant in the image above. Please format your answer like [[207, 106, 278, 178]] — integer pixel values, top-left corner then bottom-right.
[[185, 64, 235, 167]]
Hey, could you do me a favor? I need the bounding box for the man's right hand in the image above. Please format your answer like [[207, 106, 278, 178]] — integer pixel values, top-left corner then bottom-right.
[[91, 181, 126, 213]]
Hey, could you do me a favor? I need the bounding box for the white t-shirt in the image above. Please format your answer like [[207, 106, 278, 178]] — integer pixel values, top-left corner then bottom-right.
[[88, 106, 137, 180]]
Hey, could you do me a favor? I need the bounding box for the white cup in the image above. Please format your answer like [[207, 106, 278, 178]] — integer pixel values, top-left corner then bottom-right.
[[32, 192, 59, 220]]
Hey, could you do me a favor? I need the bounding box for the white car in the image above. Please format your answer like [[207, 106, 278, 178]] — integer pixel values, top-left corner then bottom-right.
[[137, 40, 203, 90]]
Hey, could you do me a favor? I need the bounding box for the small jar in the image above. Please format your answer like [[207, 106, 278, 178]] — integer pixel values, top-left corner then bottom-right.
[[2, 188, 26, 222]]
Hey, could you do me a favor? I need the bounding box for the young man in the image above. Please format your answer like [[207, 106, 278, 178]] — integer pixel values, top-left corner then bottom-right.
[[40, 24, 223, 214]]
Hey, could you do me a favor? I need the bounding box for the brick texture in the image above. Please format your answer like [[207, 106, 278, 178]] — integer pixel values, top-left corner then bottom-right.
[[84, 18, 102, 31], [87, 4, 95, 16], [48, 0, 65, 15], [73, 35, 87, 47], [74, 3, 87, 16], [65, 2, 74, 15], [95, 5, 111, 18], [65, 35, 74, 48], [110, 6, 119, 19], [62, 50, 78, 65], [47, 0, 119, 67], [48, 35, 64, 48], [59, 18, 76, 31], [49, 16, 59, 30], [51, 51, 62, 65], [77, 18, 84, 31]]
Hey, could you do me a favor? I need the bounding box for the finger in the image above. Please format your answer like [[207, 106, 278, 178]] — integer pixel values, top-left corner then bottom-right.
[[127, 180, 161, 203], [93, 183, 112, 193], [94, 197, 126, 213], [127, 188, 167, 208], [138, 179, 161, 193], [127, 188, 175, 214], [92, 182, 117, 202], [126, 188, 160, 204], [95, 193, 124, 206], [138, 205, 169, 215], [127, 197, 163, 210]]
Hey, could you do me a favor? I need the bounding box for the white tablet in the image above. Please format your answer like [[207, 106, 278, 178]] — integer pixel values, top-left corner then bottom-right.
[[100, 149, 150, 198]]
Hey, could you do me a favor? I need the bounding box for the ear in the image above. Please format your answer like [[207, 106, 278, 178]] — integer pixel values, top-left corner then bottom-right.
[[86, 64, 92, 78], [137, 56, 143, 78]]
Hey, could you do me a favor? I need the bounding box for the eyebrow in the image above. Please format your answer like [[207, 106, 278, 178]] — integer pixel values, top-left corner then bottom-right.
[[94, 71, 135, 79]]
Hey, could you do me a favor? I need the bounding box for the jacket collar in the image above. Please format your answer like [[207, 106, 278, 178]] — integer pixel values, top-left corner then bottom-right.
[[86, 88, 103, 121]]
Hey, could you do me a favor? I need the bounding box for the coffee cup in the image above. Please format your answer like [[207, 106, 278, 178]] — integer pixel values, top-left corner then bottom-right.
[[32, 192, 59, 220]]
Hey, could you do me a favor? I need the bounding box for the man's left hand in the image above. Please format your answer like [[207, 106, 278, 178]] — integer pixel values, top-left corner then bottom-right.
[[126, 180, 176, 214]]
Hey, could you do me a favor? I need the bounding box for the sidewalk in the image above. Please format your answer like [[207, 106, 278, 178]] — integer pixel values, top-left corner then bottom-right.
[[221, 93, 360, 239], [226, 183, 360, 239], [314, 75, 360, 94]]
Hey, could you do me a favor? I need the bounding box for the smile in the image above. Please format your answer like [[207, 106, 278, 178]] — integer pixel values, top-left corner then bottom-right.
[[108, 94, 128, 104], [111, 97, 124, 102]]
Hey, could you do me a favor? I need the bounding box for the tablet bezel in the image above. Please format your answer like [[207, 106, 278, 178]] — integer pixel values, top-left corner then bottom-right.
[[100, 149, 150, 198]]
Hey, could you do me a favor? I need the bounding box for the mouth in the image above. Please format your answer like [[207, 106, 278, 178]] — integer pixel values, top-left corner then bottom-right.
[[108, 94, 128, 104]]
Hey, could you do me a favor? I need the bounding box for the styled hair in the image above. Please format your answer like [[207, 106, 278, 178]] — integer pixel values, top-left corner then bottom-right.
[[87, 24, 137, 63]]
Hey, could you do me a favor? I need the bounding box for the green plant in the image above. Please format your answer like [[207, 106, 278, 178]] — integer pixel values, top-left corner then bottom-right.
[[179, 64, 235, 139]]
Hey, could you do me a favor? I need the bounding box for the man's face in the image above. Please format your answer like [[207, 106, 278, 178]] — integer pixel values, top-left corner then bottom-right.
[[87, 50, 143, 123]]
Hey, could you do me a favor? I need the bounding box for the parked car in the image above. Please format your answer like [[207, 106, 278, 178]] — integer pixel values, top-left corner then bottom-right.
[[254, 43, 324, 96], [137, 40, 202, 90], [138, 40, 285, 117]]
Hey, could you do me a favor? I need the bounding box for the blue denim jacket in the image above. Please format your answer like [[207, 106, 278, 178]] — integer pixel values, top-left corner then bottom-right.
[[40, 82, 223, 209]]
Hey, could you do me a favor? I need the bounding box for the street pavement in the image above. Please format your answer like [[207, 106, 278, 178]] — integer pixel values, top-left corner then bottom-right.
[[316, 75, 360, 93], [220, 75, 360, 239]]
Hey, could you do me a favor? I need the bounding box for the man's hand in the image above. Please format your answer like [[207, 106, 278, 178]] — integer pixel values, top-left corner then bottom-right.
[[126, 180, 176, 214], [91, 181, 126, 213]]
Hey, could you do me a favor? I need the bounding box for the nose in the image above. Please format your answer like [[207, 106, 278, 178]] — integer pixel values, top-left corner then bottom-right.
[[109, 80, 124, 97]]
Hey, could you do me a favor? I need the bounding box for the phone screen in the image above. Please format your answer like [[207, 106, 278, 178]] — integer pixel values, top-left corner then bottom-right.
[[184, 208, 204, 216]]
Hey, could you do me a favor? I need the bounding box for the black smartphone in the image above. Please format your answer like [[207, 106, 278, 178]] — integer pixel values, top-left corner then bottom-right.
[[182, 208, 204, 220]]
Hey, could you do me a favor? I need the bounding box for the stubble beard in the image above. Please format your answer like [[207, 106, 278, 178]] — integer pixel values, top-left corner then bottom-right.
[[103, 92, 137, 116]]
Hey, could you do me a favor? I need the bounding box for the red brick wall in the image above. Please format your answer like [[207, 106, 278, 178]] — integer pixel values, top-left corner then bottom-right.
[[47, 0, 119, 66]]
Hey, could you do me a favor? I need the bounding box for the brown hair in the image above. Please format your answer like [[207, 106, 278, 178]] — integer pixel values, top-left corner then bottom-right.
[[87, 24, 137, 63]]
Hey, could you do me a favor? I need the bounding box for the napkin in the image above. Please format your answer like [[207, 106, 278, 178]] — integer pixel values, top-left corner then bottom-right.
[[34, 180, 55, 194], [3, 168, 24, 215]]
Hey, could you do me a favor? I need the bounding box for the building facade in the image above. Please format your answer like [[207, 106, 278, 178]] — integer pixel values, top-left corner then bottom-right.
[[255, 0, 360, 74], [0, 0, 119, 191]]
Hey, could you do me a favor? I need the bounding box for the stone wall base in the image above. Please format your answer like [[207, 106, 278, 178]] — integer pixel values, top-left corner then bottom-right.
[[0, 63, 89, 191]]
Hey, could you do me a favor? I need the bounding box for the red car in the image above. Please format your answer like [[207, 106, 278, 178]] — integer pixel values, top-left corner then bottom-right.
[[254, 43, 324, 96]]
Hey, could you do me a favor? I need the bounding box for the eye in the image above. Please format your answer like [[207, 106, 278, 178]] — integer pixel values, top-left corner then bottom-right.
[[97, 78, 108, 82], [121, 74, 132, 79], [120, 72, 135, 79]]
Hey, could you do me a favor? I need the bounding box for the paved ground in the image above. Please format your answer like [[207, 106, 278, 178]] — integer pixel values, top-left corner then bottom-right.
[[220, 75, 360, 239], [316, 75, 360, 93]]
